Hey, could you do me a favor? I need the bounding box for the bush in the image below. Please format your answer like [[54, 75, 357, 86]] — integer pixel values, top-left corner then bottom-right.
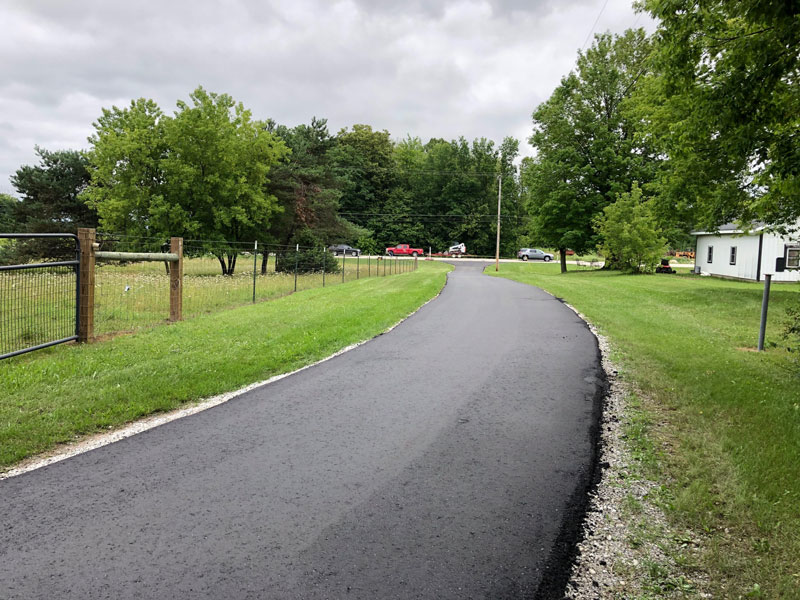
[[356, 235, 380, 256], [275, 228, 339, 274], [596, 182, 667, 273]]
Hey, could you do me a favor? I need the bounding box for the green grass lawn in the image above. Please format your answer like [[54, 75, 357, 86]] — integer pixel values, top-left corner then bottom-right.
[[489, 263, 800, 598], [0, 261, 450, 470]]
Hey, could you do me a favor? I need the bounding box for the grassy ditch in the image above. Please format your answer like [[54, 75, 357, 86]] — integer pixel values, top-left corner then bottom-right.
[[489, 263, 800, 598], [0, 261, 451, 470]]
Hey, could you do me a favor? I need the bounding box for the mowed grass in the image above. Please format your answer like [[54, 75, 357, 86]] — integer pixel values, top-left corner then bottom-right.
[[94, 253, 403, 335], [0, 261, 450, 470], [489, 263, 800, 598]]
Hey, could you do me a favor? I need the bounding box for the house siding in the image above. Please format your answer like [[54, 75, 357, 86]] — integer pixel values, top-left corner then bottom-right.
[[695, 230, 800, 282]]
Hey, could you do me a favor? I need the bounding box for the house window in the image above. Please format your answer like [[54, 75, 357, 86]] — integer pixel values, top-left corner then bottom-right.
[[729, 246, 737, 265], [707, 246, 714, 263], [787, 245, 800, 269]]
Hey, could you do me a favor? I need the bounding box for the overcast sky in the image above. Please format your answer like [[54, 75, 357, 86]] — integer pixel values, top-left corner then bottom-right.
[[0, 0, 653, 196]]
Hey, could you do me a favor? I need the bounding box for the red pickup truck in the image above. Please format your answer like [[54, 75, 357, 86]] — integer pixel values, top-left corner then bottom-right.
[[386, 244, 423, 257]]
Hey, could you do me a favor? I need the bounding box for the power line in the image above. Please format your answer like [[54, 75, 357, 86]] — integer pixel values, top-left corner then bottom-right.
[[582, 0, 610, 50]]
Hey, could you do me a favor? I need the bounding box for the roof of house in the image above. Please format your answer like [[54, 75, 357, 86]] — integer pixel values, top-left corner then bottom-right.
[[691, 222, 767, 236]]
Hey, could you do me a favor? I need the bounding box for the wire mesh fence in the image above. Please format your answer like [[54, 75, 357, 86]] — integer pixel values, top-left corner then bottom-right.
[[90, 233, 416, 337], [0, 234, 80, 359]]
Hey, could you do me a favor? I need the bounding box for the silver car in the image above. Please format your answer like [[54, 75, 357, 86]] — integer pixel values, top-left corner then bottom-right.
[[518, 248, 553, 262]]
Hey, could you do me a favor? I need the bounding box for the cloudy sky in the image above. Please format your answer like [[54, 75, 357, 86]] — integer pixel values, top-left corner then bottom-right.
[[0, 0, 653, 196]]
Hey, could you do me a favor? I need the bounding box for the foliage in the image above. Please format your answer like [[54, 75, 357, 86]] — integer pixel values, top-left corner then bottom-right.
[[524, 29, 658, 272], [355, 234, 380, 256], [638, 0, 800, 229], [7, 147, 97, 261], [82, 98, 166, 244], [84, 88, 289, 275], [332, 124, 395, 219], [265, 117, 362, 254], [596, 182, 667, 273], [0, 193, 18, 232], [275, 227, 338, 274]]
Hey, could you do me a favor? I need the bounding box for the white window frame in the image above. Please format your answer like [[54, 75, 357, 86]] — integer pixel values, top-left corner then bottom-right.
[[786, 245, 800, 270], [729, 246, 737, 265], [707, 245, 714, 264]]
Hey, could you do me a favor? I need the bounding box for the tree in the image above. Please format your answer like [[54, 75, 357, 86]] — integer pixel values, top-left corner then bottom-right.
[[332, 124, 395, 221], [83, 98, 166, 244], [639, 0, 800, 229], [0, 193, 17, 232], [596, 182, 666, 273], [525, 29, 657, 272], [160, 88, 288, 274], [85, 88, 289, 274], [12, 147, 97, 233], [9, 148, 97, 261], [264, 117, 362, 273]]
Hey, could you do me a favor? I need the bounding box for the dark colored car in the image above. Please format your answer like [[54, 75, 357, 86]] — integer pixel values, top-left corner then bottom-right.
[[328, 244, 361, 257], [518, 248, 553, 262]]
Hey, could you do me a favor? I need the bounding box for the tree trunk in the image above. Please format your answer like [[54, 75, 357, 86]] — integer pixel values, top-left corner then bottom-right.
[[261, 250, 268, 275], [559, 246, 567, 274], [217, 254, 229, 275]]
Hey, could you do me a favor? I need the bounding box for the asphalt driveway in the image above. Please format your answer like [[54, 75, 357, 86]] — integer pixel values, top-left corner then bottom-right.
[[0, 261, 604, 599]]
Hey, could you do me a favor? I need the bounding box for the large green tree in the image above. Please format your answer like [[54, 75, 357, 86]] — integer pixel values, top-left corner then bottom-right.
[[85, 88, 288, 274], [332, 124, 395, 222], [83, 98, 167, 242], [524, 29, 657, 272], [639, 0, 800, 229], [160, 88, 288, 274], [265, 117, 362, 272], [11, 147, 97, 234]]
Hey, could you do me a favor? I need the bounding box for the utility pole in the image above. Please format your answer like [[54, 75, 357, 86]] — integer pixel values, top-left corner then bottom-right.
[[495, 174, 502, 271]]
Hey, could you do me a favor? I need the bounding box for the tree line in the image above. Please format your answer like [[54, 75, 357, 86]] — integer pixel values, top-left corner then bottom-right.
[[525, 0, 798, 272], [3, 0, 797, 276], [2, 89, 523, 274]]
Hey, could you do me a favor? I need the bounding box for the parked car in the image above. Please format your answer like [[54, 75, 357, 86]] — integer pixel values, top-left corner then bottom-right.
[[386, 244, 423, 257], [328, 244, 361, 257], [518, 248, 553, 262]]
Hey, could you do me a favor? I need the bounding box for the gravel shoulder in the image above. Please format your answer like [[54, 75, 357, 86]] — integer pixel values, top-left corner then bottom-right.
[[564, 305, 710, 599]]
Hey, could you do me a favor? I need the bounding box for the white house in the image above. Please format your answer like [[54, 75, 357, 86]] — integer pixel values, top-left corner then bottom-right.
[[692, 221, 800, 282]]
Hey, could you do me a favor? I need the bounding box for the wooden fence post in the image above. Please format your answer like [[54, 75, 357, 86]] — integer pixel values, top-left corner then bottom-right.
[[169, 237, 183, 322], [77, 228, 96, 342]]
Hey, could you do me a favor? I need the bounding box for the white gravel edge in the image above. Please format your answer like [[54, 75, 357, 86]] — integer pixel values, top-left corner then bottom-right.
[[1, 278, 448, 482], [560, 300, 707, 599]]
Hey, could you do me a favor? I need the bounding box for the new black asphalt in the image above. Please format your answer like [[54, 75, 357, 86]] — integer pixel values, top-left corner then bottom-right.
[[0, 262, 604, 599]]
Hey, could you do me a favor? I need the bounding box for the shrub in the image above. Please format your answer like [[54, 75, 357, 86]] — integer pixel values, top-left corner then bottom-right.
[[275, 228, 339, 274], [596, 182, 667, 273]]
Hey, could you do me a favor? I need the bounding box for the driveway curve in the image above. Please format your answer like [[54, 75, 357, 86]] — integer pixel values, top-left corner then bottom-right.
[[0, 261, 604, 599]]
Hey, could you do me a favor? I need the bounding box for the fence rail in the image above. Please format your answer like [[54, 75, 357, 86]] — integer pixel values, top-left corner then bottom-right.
[[0, 233, 80, 360], [1, 229, 418, 359]]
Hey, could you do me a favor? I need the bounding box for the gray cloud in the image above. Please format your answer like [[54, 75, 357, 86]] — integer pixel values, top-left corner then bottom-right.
[[0, 0, 653, 195]]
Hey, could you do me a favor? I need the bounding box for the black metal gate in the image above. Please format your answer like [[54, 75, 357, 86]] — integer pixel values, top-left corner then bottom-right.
[[0, 233, 80, 360]]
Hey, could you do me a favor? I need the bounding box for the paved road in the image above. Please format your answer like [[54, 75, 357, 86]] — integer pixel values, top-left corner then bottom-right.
[[0, 262, 604, 599]]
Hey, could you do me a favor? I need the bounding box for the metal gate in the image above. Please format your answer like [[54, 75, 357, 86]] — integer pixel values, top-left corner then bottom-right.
[[0, 233, 80, 360]]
